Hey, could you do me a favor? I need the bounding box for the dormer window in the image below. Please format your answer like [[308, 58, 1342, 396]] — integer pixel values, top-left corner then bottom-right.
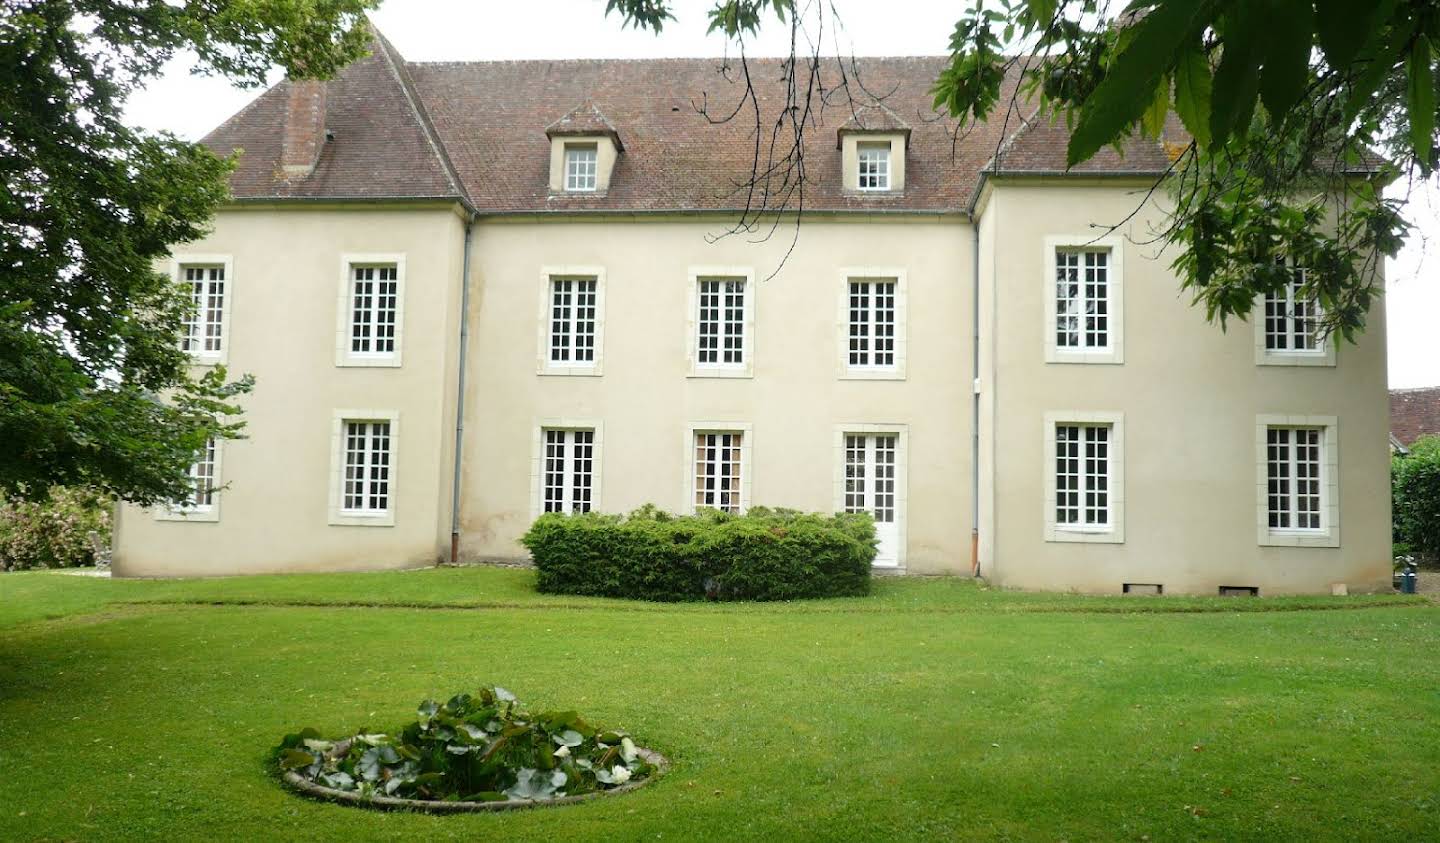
[[546, 102, 623, 196], [857, 143, 890, 191], [564, 143, 598, 192]]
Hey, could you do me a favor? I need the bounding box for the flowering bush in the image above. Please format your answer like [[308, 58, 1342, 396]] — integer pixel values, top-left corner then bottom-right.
[[276, 686, 656, 804], [0, 487, 111, 571]]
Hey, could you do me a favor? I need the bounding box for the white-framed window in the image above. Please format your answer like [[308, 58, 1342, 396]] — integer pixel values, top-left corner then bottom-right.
[[328, 409, 398, 527], [564, 144, 598, 192], [834, 424, 909, 568], [534, 426, 598, 515], [838, 269, 907, 379], [1255, 262, 1335, 366], [537, 267, 605, 376], [686, 423, 752, 514], [688, 267, 755, 377], [549, 278, 597, 365], [155, 437, 222, 522], [174, 255, 232, 364], [1043, 411, 1125, 543], [1256, 415, 1339, 547], [336, 254, 406, 367], [857, 142, 890, 191], [1044, 237, 1124, 364]]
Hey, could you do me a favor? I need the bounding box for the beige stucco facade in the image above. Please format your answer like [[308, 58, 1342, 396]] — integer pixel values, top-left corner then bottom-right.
[[975, 181, 1392, 594], [113, 181, 1393, 593], [113, 205, 466, 577]]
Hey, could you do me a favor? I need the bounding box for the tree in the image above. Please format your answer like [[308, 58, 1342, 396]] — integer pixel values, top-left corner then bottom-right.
[[1, 0, 378, 505], [608, 0, 1438, 342]]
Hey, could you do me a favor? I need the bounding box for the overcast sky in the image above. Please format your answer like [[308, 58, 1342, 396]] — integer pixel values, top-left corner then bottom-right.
[[124, 0, 1439, 389]]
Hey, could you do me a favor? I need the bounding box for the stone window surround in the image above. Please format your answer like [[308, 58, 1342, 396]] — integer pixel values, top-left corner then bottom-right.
[[1043, 235, 1125, 365], [836, 267, 908, 381], [335, 253, 407, 368], [536, 266, 607, 377], [1043, 410, 1126, 544], [173, 253, 234, 367], [328, 408, 399, 528], [1255, 414, 1340, 548], [528, 418, 605, 520]]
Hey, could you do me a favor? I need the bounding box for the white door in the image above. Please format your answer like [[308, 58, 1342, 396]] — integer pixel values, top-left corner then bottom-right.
[[844, 433, 900, 567]]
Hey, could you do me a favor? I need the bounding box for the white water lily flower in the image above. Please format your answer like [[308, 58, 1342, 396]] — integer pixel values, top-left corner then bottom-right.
[[610, 765, 632, 784], [553, 744, 571, 758]]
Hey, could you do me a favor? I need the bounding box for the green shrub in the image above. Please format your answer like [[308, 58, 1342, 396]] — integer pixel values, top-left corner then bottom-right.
[[0, 487, 111, 571], [521, 505, 875, 602], [276, 686, 655, 804], [1393, 435, 1440, 565]]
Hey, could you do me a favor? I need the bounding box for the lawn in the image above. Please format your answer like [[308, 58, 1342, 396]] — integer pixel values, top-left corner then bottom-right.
[[1, 568, 1437, 841]]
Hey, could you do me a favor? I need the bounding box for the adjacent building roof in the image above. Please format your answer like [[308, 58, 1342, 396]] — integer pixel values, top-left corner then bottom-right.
[[1391, 386, 1440, 448], [201, 26, 1181, 213]]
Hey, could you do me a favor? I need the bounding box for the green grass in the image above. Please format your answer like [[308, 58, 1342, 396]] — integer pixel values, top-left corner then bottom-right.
[[1, 568, 1437, 841]]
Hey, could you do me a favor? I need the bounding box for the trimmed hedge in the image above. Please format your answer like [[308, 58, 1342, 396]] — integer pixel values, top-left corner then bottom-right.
[[521, 505, 875, 601], [1394, 434, 1440, 565]]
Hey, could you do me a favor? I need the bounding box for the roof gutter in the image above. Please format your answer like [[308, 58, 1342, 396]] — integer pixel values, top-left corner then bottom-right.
[[970, 220, 981, 578], [448, 211, 477, 565]]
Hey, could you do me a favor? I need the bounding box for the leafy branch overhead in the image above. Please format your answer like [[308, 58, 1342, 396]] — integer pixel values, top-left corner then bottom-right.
[[611, 0, 1440, 342], [1, 0, 378, 503]]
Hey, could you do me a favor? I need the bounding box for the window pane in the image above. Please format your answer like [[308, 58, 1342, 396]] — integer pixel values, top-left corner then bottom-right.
[[695, 432, 742, 513], [697, 278, 744, 366]]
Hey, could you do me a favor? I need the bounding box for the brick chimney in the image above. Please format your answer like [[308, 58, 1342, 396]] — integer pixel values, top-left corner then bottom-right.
[[279, 79, 327, 179]]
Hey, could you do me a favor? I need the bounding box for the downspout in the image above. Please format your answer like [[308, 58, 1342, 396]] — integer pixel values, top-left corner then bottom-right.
[[970, 221, 981, 578], [449, 213, 476, 564]]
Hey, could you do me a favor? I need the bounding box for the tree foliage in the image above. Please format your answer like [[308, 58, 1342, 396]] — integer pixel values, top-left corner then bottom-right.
[[1, 0, 377, 504], [1394, 434, 1440, 562], [609, 0, 1439, 342]]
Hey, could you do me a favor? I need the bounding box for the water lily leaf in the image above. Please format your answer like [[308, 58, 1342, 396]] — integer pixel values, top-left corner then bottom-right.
[[417, 699, 439, 719], [493, 686, 516, 702], [620, 737, 639, 763], [279, 749, 315, 771], [553, 729, 584, 748], [301, 738, 333, 753], [319, 771, 355, 790]]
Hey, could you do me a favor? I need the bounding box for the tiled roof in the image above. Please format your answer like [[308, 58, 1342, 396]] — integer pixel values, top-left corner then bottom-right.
[[546, 101, 624, 149], [202, 26, 1183, 213], [1391, 387, 1440, 447], [201, 29, 462, 202]]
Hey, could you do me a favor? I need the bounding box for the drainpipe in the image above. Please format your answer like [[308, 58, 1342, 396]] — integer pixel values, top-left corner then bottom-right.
[[449, 213, 476, 565], [970, 221, 981, 578]]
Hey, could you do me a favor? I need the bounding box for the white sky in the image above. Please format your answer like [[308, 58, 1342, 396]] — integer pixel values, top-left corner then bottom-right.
[[124, 0, 1440, 389]]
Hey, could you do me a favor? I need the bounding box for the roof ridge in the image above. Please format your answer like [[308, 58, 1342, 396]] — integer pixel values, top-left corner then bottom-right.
[[405, 55, 952, 68], [370, 23, 470, 207]]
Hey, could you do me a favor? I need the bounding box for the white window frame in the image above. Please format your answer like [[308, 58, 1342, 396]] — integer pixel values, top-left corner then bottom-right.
[[563, 143, 599, 192], [1043, 236, 1124, 365], [837, 268, 908, 380], [529, 419, 604, 519], [832, 423, 909, 569], [687, 267, 755, 378], [155, 437, 223, 523], [1255, 414, 1340, 547], [685, 422, 753, 514], [173, 254, 233, 365], [536, 266, 606, 376], [1253, 265, 1336, 367], [1043, 411, 1125, 544], [856, 142, 891, 191], [335, 253, 406, 368], [328, 408, 399, 527]]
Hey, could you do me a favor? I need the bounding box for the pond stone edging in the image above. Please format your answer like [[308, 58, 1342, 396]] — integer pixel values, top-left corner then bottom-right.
[[280, 747, 669, 813]]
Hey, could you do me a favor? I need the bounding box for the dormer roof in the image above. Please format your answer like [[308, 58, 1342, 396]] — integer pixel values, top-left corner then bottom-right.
[[545, 101, 624, 152], [835, 104, 911, 148]]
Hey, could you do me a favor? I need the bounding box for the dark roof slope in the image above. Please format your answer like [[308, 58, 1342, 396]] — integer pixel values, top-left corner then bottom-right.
[[1391, 387, 1440, 447], [408, 55, 1024, 213], [201, 25, 1191, 212], [201, 29, 461, 202]]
